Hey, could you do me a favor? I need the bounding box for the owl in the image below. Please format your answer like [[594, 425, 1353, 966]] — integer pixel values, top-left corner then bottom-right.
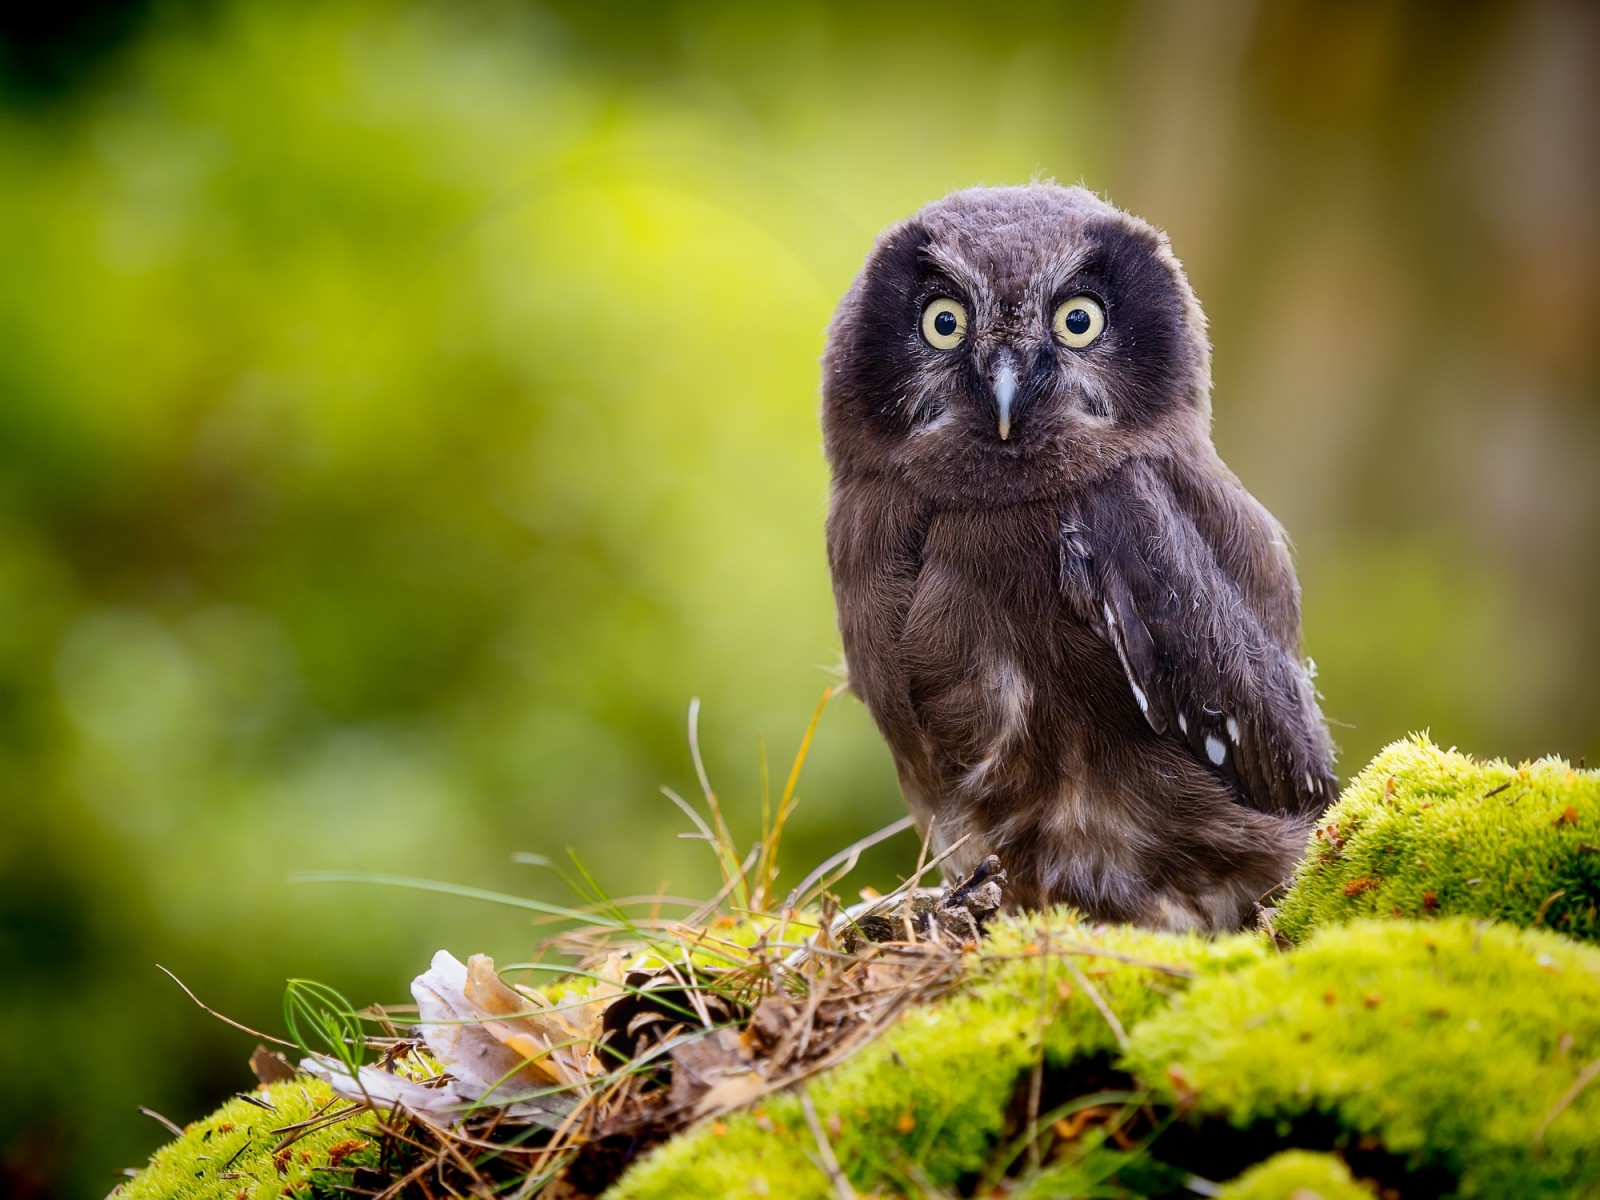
[[822, 183, 1337, 932]]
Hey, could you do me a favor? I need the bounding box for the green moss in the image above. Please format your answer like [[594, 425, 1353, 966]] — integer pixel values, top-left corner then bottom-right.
[[609, 913, 1265, 1200], [111, 1078, 380, 1200], [1006, 1148, 1174, 1199], [126, 919, 1600, 1200], [120, 743, 1600, 1199], [1215, 1150, 1371, 1199], [1276, 735, 1599, 942], [1124, 919, 1600, 1197]]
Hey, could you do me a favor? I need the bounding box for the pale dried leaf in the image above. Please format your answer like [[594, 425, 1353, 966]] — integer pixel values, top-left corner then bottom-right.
[[412, 950, 555, 1100], [299, 1054, 574, 1128]]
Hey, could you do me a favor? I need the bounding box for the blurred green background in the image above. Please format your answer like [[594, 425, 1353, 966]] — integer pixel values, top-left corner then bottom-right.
[[1, 1, 1596, 1193]]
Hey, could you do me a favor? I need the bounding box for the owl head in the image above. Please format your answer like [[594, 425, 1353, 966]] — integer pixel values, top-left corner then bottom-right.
[[823, 184, 1213, 504]]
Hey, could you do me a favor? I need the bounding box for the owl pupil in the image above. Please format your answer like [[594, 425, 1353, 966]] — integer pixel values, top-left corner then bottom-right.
[[1065, 308, 1091, 335], [933, 311, 958, 337]]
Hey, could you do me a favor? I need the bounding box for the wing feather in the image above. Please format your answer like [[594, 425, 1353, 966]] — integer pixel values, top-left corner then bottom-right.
[[1065, 461, 1337, 816]]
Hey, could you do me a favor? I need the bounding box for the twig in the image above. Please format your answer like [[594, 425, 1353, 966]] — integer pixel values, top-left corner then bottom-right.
[[984, 942, 1195, 979], [782, 815, 916, 915], [138, 1106, 185, 1138], [685, 843, 763, 927], [801, 1091, 857, 1200], [1534, 889, 1567, 927], [218, 1137, 253, 1172], [157, 964, 298, 1048], [1060, 952, 1128, 1049], [1535, 1053, 1600, 1148], [902, 819, 938, 943]]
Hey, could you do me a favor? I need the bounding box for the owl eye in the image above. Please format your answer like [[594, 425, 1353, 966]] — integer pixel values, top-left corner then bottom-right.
[[1053, 295, 1106, 349], [920, 298, 968, 350]]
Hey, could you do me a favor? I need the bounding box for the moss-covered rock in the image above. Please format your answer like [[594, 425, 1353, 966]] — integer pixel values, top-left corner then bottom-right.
[[1215, 1150, 1372, 1200], [118, 740, 1600, 1199], [1276, 736, 1599, 942], [1125, 919, 1600, 1197], [110, 1078, 379, 1200], [610, 915, 1265, 1200], [122, 918, 1600, 1199], [620, 916, 1600, 1198]]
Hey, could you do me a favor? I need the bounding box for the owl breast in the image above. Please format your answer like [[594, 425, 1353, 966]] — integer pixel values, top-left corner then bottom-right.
[[830, 476, 1307, 929], [894, 502, 1084, 804], [842, 494, 1129, 879]]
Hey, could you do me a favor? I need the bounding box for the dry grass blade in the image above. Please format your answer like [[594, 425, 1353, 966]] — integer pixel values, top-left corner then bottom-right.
[[801, 1091, 857, 1200], [754, 684, 841, 908], [157, 964, 298, 1048], [137, 1107, 184, 1138], [269, 698, 1010, 1199], [1057, 945, 1127, 1049], [782, 814, 916, 914], [1534, 1052, 1600, 1147]]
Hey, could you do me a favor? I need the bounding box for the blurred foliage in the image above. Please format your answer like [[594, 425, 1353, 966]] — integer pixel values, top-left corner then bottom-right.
[[0, 1, 1595, 1195]]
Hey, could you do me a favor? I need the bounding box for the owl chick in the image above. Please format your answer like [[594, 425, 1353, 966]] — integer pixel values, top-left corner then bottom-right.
[[823, 184, 1337, 932]]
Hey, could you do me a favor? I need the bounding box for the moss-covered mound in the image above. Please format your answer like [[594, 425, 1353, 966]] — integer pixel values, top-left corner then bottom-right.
[[117, 738, 1600, 1199], [1214, 1150, 1372, 1200], [118, 916, 1600, 1199], [112, 1078, 379, 1200], [611, 918, 1264, 1200], [1126, 919, 1600, 1197], [1276, 736, 1599, 942], [615, 918, 1600, 1199]]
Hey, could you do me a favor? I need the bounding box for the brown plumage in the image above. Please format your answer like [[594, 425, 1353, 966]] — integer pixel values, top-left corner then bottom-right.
[[822, 184, 1337, 931]]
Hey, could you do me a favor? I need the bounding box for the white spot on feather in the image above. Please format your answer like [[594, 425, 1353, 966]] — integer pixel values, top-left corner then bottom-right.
[[1226, 715, 1240, 742], [1205, 735, 1227, 766], [1177, 712, 1188, 734], [1101, 602, 1154, 728]]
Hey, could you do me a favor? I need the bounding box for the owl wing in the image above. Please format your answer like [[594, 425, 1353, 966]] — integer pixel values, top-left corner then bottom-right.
[[1061, 459, 1337, 817]]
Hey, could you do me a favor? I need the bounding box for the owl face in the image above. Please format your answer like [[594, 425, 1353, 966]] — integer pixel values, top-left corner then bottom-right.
[[824, 185, 1213, 503]]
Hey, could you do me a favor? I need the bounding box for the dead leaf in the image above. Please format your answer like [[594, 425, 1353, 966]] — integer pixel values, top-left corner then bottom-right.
[[249, 1046, 296, 1085]]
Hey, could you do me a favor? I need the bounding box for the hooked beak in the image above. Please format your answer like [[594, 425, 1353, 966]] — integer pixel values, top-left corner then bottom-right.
[[990, 355, 1018, 441]]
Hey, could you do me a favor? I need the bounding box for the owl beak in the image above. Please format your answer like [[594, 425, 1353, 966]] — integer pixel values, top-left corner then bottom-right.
[[991, 357, 1018, 441]]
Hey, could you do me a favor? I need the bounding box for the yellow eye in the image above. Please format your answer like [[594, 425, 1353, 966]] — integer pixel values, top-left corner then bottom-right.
[[1053, 295, 1106, 348], [920, 298, 968, 349]]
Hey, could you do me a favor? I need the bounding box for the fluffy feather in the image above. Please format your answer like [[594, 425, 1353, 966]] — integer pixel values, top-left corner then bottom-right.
[[823, 183, 1336, 931]]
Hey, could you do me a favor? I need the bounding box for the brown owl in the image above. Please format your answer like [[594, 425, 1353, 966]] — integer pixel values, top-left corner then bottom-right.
[[822, 184, 1337, 931]]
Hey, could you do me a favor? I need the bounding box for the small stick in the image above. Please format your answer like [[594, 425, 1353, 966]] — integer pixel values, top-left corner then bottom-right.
[[782, 815, 917, 916], [138, 1107, 184, 1138], [157, 965, 297, 1048], [1060, 952, 1128, 1049], [1025, 935, 1050, 1173], [983, 943, 1195, 979], [1534, 889, 1567, 927], [902, 819, 938, 942], [1535, 1053, 1600, 1147], [801, 1092, 857, 1200], [219, 1138, 253, 1172]]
